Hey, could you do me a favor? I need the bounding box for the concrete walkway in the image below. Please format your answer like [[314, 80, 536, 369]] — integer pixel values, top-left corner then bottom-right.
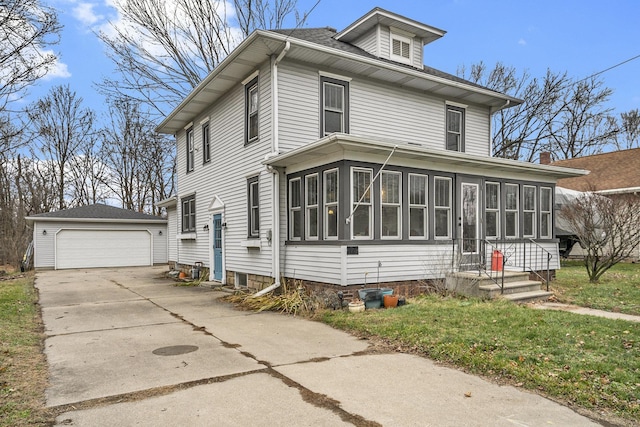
[[533, 302, 640, 322], [36, 267, 608, 426]]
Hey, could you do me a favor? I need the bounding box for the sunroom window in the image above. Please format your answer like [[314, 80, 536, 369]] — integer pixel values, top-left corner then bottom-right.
[[351, 167, 372, 239], [381, 171, 401, 238], [485, 182, 500, 239], [409, 174, 428, 239], [305, 174, 318, 239], [523, 185, 536, 237], [540, 187, 552, 239], [324, 169, 339, 239], [434, 177, 451, 239], [289, 178, 302, 240], [505, 184, 519, 238]]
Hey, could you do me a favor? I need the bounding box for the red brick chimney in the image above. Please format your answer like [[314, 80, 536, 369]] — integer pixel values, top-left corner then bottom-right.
[[539, 152, 551, 165]]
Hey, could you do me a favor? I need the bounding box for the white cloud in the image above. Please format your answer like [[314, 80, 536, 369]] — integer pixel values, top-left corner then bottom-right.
[[518, 38, 527, 46], [72, 2, 104, 26], [41, 50, 72, 80]]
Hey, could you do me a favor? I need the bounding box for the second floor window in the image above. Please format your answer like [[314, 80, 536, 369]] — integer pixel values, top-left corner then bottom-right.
[[321, 76, 349, 136], [446, 105, 464, 152], [245, 77, 259, 144], [186, 127, 194, 172], [202, 122, 211, 164]]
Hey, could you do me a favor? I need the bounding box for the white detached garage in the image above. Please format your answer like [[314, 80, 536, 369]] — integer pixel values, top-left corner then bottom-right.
[[26, 204, 167, 270]]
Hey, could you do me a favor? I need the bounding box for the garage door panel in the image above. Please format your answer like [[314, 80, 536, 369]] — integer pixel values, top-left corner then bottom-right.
[[56, 230, 151, 269]]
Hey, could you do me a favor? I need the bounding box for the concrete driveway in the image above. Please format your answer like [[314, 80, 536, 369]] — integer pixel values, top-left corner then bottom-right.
[[37, 267, 600, 426]]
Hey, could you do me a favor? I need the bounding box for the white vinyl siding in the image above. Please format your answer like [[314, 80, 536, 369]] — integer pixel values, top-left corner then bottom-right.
[[351, 27, 379, 57], [277, 63, 492, 156], [31, 221, 167, 269], [174, 61, 273, 275]]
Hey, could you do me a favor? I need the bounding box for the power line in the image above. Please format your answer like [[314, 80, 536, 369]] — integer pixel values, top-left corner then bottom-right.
[[575, 53, 640, 85]]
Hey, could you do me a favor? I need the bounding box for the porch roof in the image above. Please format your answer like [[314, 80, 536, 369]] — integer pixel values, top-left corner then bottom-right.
[[263, 134, 588, 180]]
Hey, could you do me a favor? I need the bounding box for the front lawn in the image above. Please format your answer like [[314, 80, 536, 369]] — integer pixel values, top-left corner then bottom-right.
[[321, 296, 640, 424], [553, 261, 640, 316]]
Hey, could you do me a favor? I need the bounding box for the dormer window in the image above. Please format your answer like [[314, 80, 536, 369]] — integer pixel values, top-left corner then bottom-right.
[[390, 31, 412, 65]]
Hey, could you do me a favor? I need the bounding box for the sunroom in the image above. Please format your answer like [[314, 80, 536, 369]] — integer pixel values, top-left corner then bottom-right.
[[265, 134, 586, 288]]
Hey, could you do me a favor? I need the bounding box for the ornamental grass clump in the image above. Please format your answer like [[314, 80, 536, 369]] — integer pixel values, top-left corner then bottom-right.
[[224, 279, 317, 316]]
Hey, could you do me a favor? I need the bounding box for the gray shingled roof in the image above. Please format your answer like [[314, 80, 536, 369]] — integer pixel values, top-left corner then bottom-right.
[[27, 204, 165, 222], [270, 27, 492, 92]]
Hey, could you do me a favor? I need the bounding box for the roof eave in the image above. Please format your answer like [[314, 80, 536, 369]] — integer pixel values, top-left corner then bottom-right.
[[25, 217, 167, 224]]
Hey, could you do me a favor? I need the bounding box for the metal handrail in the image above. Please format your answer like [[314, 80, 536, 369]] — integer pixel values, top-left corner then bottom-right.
[[525, 238, 553, 291]]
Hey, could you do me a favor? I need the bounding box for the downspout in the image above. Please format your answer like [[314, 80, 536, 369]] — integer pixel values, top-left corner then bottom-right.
[[256, 41, 290, 298]]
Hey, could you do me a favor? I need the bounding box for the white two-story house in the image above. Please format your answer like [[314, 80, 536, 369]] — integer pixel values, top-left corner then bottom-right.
[[156, 7, 584, 295]]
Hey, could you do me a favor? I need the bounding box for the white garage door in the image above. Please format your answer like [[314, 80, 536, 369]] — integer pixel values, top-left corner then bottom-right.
[[56, 229, 152, 269]]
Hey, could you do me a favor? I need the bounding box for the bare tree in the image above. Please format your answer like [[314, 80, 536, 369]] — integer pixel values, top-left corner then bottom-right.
[[100, 98, 173, 213], [97, 0, 299, 118], [0, 0, 61, 113], [28, 85, 96, 210], [610, 109, 640, 151], [559, 192, 640, 282], [459, 62, 614, 162]]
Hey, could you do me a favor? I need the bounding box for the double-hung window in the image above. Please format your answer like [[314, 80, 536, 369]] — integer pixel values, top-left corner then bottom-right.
[[245, 77, 259, 144], [381, 171, 401, 238], [289, 178, 302, 240], [523, 185, 536, 237], [485, 182, 500, 239], [409, 174, 428, 239], [181, 195, 196, 232], [321, 76, 349, 136], [351, 167, 372, 239], [540, 187, 552, 239], [505, 184, 519, 238], [446, 105, 464, 152], [186, 127, 194, 172], [324, 169, 339, 239], [434, 177, 452, 239], [247, 176, 260, 237], [202, 122, 211, 164], [306, 174, 319, 239]]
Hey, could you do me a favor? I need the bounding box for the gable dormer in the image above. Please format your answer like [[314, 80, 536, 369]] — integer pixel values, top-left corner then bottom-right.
[[334, 7, 445, 70]]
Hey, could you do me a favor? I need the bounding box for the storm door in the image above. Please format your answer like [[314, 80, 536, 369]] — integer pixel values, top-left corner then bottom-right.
[[456, 177, 483, 270], [212, 214, 223, 281]]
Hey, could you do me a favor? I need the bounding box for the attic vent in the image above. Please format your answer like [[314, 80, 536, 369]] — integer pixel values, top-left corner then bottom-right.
[[392, 38, 410, 59]]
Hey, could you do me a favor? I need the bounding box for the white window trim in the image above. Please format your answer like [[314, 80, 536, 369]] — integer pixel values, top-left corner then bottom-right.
[[380, 170, 402, 240], [505, 183, 519, 238], [289, 177, 302, 241], [408, 173, 428, 240], [305, 174, 319, 240], [485, 182, 500, 239], [540, 187, 553, 239], [389, 30, 412, 65], [350, 167, 373, 240], [523, 185, 537, 238], [323, 168, 339, 240], [434, 176, 452, 240]]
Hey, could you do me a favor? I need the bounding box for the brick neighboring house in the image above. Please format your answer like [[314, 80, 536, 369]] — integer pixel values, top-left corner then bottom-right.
[[551, 148, 640, 260]]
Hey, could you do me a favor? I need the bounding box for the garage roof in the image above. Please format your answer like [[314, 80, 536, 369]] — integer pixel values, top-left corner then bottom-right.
[[26, 204, 167, 224]]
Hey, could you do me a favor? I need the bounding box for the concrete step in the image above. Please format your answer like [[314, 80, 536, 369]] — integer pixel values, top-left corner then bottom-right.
[[502, 290, 553, 303], [479, 280, 544, 297]]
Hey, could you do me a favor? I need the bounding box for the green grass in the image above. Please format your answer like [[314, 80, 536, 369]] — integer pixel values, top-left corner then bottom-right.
[[0, 274, 51, 427], [321, 296, 640, 423], [554, 261, 640, 316]]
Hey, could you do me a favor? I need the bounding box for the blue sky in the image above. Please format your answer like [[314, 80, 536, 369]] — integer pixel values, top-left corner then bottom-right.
[[26, 0, 640, 127]]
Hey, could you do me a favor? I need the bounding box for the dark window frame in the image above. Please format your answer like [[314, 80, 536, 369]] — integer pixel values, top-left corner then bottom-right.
[[186, 127, 194, 173], [202, 122, 211, 164], [445, 105, 465, 152], [245, 76, 259, 145], [181, 194, 196, 232], [247, 175, 260, 238], [320, 76, 349, 137]]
